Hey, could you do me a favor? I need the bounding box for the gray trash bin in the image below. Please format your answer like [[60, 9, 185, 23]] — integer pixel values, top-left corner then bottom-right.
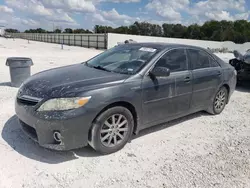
[[6, 57, 33, 87]]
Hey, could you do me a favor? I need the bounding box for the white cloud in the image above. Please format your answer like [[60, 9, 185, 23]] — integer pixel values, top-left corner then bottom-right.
[[49, 9, 76, 23], [204, 10, 249, 22], [145, 0, 249, 24], [0, 13, 40, 29], [0, 0, 249, 31], [6, 0, 52, 16], [93, 14, 106, 23], [5, 0, 77, 24], [101, 0, 140, 2], [234, 12, 250, 20], [17, 18, 40, 27], [89, 8, 139, 27], [41, 0, 96, 12], [0, 20, 7, 24], [146, 0, 190, 22], [205, 11, 233, 21], [101, 8, 132, 21], [188, 0, 248, 22], [194, 0, 246, 13], [0, 5, 13, 13]]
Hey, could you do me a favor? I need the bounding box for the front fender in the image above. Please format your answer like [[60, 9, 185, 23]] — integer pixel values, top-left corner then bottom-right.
[[80, 82, 143, 129]]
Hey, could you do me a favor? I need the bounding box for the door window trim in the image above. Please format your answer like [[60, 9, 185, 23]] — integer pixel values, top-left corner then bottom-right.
[[144, 47, 189, 77]]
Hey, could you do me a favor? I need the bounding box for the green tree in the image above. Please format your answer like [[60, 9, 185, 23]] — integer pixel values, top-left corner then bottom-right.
[[24, 28, 47, 33], [94, 25, 113, 33], [162, 24, 174, 37], [172, 24, 187, 38], [114, 26, 129, 34], [54, 29, 62, 33], [127, 22, 162, 36], [201, 20, 221, 40], [150, 24, 162, 36], [8, 19, 250, 44], [64, 28, 73, 33], [73, 29, 93, 33], [186, 24, 204, 39], [5, 28, 20, 33], [128, 22, 140, 35]]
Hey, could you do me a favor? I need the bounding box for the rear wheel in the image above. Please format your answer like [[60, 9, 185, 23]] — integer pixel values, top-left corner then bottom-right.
[[207, 86, 228, 115], [88, 107, 134, 154]]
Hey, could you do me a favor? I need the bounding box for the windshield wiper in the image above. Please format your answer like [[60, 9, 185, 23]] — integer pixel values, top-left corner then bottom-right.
[[92, 65, 111, 72]]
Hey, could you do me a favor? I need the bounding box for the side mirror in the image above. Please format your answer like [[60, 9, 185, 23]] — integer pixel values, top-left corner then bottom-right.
[[149, 66, 170, 77]]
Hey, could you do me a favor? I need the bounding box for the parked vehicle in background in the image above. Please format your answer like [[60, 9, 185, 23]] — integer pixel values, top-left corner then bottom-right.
[[229, 50, 250, 82], [15, 43, 236, 154]]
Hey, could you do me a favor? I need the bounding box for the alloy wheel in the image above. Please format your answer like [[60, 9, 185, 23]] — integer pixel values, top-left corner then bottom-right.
[[100, 114, 129, 147], [214, 89, 226, 111]]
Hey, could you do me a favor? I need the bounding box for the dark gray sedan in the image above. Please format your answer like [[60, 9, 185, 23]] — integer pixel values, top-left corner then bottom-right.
[[15, 43, 236, 154]]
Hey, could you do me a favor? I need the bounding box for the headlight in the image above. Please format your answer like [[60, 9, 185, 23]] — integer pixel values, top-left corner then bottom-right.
[[37, 97, 91, 111]]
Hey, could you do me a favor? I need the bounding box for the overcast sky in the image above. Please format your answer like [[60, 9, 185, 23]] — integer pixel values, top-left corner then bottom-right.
[[0, 0, 249, 31]]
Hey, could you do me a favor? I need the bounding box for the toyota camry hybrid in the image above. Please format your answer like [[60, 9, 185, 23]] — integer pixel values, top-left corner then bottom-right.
[[15, 43, 236, 154]]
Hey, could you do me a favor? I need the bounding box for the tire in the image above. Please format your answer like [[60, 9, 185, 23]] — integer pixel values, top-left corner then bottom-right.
[[207, 86, 228, 115], [88, 106, 134, 154]]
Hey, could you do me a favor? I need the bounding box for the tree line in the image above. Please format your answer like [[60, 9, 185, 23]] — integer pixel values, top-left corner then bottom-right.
[[5, 20, 250, 44]]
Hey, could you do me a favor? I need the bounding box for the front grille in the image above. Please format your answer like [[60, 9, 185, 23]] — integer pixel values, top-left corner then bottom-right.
[[17, 95, 42, 106], [19, 120, 38, 141]]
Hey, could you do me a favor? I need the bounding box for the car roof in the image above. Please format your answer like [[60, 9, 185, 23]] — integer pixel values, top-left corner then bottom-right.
[[122, 42, 206, 51]]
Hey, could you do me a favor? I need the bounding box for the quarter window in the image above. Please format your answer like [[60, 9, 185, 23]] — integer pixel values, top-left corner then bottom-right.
[[154, 49, 188, 73], [210, 58, 220, 67]]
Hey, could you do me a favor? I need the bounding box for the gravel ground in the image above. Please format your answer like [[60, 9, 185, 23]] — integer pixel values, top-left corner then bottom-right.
[[0, 38, 250, 188]]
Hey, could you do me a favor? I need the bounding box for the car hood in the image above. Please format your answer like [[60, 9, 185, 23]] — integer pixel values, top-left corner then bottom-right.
[[19, 63, 129, 99]]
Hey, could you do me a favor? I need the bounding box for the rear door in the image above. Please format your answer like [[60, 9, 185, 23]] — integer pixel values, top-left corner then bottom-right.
[[187, 48, 223, 110]]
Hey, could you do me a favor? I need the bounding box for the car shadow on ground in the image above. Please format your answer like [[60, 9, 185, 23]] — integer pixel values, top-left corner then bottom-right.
[[3, 112, 209, 164], [236, 82, 250, 93], [2, 115, 100, 164], [133, 111, 209, 140], [0, 82, 11, 87]]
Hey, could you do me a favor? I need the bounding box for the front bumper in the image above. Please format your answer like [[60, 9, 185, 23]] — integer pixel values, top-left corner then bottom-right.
[[15, 99, 96, 151]]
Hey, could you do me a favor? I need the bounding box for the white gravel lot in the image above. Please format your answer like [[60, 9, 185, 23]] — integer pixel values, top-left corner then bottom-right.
[[0, 38, 250, 188]]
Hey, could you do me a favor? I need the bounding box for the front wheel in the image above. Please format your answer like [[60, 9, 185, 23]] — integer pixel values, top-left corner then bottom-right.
[[88, 107, 134, 154], [207, 86, 228, 115]]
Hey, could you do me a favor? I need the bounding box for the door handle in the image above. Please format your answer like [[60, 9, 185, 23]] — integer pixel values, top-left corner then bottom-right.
[[217, 71, 222, 76], [184, 77, 191, 83]]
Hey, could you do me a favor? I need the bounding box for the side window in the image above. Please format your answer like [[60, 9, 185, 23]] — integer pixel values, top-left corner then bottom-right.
[[154, 49, 188, 73], [188, 49, 210, 69], [188, 49, 219, 69]]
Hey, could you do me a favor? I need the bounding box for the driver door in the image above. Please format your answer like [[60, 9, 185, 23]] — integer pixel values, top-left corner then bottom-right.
[[141, 48, 192, 127]]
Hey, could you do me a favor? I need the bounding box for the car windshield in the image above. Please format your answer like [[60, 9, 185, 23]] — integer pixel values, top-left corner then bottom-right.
[[85, 45, 160, 75]]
